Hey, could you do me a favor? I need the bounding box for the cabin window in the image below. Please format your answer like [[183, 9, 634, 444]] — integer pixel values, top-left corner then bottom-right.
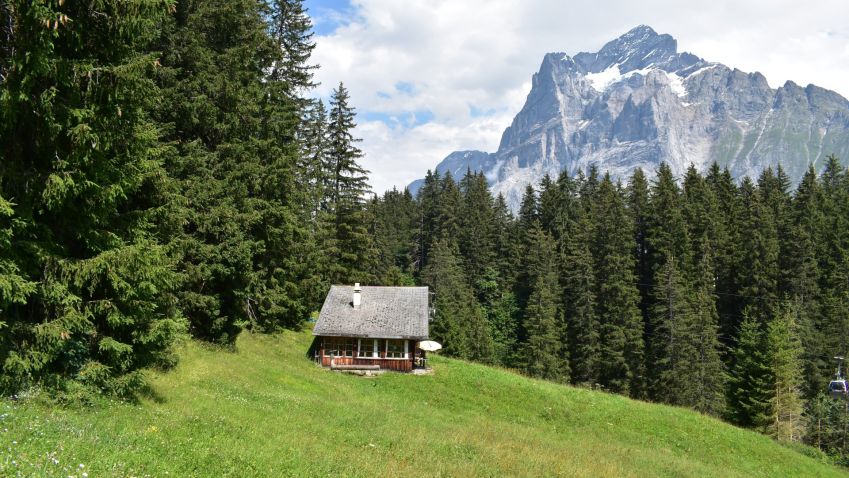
[[358, 338, 377, 358], [386, 339, 407, 359], [324, 337, 354, 357]]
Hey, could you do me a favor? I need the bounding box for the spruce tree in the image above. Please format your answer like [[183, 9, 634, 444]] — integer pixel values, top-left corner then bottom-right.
[[646, 163, 693, 400], [628, 168, 651, 329], [538, 174, 560, 236], [301, 99, 331, 215], [650, 254, 693, 403], [326, 82, 374, 284], [522, 224, 567, 381], [766, 303, 807, 442], [524, 274, 567, 382], [156, 0, 274, 342], [414, 170, 441, 274], [459, 171, 497, 284], [0, 0, 185, 393], [517, 184, 539, 238], [477, 268, 519, 366], [727, 315, 771, 428], [819, 156, 849, 378], [436, 172, 463, 247], [423, 238, 493, 362], [492, 193, 519, 286], [790, 165, 826, 396], [267, 0, 318, 100], [562, 214, 599, 385], [592, 176, 645, 396], [737, 177, 780, 325], [687, 241, 727, 415], [705, 163, 741, 344]]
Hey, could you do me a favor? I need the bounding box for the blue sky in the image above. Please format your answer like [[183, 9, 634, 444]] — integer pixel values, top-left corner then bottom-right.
[[306, 0, 849, 195], [304, 0, 353, 36]]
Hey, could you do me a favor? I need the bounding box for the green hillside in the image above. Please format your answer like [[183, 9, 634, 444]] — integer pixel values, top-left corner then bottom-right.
[[1, 329, 844, 477]]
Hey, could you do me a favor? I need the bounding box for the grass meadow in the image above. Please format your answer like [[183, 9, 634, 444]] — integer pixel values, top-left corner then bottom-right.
[[0, 328, 844, 477]]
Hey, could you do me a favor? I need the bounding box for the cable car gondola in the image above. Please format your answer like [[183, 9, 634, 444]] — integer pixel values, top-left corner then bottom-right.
[[829, 356, 848, 399]]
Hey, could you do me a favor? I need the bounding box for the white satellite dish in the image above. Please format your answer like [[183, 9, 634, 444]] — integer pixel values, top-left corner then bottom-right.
[[417, 340, 442, 352]]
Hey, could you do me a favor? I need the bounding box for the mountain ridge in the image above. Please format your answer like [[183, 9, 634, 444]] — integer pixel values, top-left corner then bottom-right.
[[409, 25, 849, 210]]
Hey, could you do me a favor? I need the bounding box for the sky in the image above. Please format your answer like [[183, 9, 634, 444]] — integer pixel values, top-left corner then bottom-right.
[[304, 0, 849, 194]]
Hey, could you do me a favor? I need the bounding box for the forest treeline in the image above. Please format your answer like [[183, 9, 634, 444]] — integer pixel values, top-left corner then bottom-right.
[[3, 0, 849, 465], [370, 159, 849, 460], [0, 0, 375, 396]]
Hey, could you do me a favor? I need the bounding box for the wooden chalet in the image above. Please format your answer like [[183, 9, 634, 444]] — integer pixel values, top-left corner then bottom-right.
[[313, 283, 430, 372]]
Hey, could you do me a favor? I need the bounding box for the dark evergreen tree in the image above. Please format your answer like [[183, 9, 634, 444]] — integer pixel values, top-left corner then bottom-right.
[[727, 315, 770, 428], [459, 171, 497, 284], [423, 238, 494, 362], [562, 214, 599, 386], [737, 176, 780, 325], [646, 163, 692, 399], [766, 302, 806, 442], [538, 174, 560, 236], [521, 224, 567, 381], [790, 166, 826, 397], [591, 176, 645, 396], [649, 254, 693, 403], [435, 172, 462, 250], [301, 100, 331, 215], [477, 268, 520, 366], [0, 0, 184, 394], [371, 188, 417, 278], [156, 0, 273, 342], [705, 163, 741, 344], [524, 274, 567, 382], [267, 0, 318, 100], [492, 193, 519, 286], [414, 170, 441, 275], [687, 241, 727, 415], [517, 184, 539, 238], [628, 168, 651, 329], [325, 82, 374, 284], [818, 156, 849, 382]]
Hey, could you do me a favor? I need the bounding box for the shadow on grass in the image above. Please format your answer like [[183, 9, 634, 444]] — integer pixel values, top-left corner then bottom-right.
[[135, 382, 167, 404], [305, 335, 320, 361]]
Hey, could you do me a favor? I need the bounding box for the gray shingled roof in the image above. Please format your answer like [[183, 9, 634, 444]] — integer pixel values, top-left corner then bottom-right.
[[313, 286, 429, 339]]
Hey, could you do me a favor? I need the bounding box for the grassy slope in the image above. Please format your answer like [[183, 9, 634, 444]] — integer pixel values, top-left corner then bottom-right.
[[1, 329, 844, 477]]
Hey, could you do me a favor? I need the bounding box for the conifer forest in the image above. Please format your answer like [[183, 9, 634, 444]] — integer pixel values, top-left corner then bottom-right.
[[2, 0, 849, 466]]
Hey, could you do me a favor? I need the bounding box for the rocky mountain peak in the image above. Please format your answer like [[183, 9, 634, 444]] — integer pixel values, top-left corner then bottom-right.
[[410, 25, 849, 210], [579, 25, 677, 73]]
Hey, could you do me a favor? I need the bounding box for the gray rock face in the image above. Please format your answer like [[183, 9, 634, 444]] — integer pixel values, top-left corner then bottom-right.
[[411, 25, 849, 210], [408, 150, 495, 196]]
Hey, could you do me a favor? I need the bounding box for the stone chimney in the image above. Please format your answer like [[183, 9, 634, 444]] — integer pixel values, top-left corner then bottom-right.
[[353, 283, 362, 308]]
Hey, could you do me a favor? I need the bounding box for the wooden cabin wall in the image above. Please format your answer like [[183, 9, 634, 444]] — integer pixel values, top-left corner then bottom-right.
[[317, 336, 418, 372]]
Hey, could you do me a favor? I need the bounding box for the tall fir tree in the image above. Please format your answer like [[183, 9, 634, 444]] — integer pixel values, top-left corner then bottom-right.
[[591, 176, 645, 396], [766, 302, 807, 442], [477, 267, 520, 366], [628, 168, 652, 331], [790, 165, 826, 396], [649, 254, 693, 403], [737, 176, 780, 325], [414, 169, 441, 275], [727, 315, 771, 428], [705, 163, 742, 345], [422, 238, 494, 362], [522, 223, 568, 382], [561, 213, 599, 385], [686, 241, 727, 415], [459, 171, 497, 286], [0, 0, 185, 393], [325, 82, 374, 284]]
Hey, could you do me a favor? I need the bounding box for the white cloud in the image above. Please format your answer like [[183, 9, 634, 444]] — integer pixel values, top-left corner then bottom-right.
[[310, 0, 849, 194]]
